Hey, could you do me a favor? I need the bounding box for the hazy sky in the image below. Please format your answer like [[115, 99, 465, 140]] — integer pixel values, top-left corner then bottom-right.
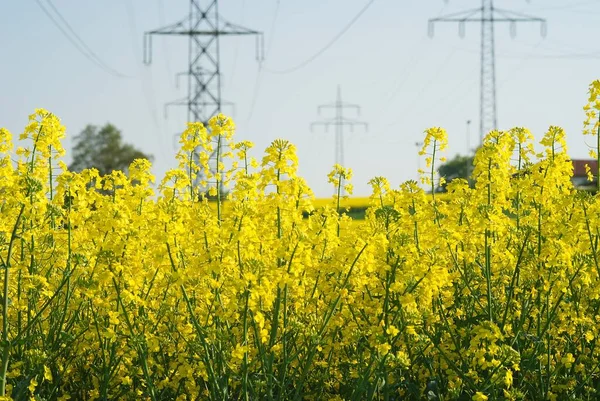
[[1, 0, 600, 197]]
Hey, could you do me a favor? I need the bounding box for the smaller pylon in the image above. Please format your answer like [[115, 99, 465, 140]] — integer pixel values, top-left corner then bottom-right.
[[311, 86, 367, 175]]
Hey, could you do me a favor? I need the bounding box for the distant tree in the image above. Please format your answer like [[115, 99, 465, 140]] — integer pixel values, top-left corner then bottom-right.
[[69, 123, 152, 175], [437, 154, 474, 192]]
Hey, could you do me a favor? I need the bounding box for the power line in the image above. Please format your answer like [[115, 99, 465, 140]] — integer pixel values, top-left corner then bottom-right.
[[428, 0, 547, 145], [528, 0, 600, 12], [157, 0, 173, 81], [246, 0, 280, 122], [452, 44, 600, 60], [380, 36, 429, 108], [378, 2, 448, 109], [35, 0, 130, 78], [264, 0, 375, 74], [124, 0, 169, 161], [229, 0, 247, 82], [245, 66, 263, 122], [379, 48, 462, 131], [429, 47, 532, 126], [265, 0, 281, 59]]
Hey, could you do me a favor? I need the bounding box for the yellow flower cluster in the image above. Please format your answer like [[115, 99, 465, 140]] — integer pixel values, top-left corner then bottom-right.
[[583, 79, 600, 138], [419, 127, 448, 191], [0, 81, 600, 400]]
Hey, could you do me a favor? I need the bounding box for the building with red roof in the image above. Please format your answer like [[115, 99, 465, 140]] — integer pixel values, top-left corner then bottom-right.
[[571, 159, 597, 190]]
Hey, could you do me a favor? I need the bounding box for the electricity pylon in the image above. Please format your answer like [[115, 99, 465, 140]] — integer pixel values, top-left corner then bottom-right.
[[311, 86, 367, 194], [428, 1, 546, 144], [144, 0, 263, 194]]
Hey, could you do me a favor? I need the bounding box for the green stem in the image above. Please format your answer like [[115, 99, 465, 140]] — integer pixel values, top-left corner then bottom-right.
[[189, 148, 194, 202], [0, 204, 25, 396], [597, 114, 600, 194], [216, 134, 222, 224], [55, 188, 72, 349], [485, 158, 493, 323], [293, 242, 369, 401], [113, 277, 157, 401], [516, 142, 522, 230], [431, 141, 436, 201], [242, 291, 249, 401], [336, 174, 342, 237], [165, 242, 220, 399]]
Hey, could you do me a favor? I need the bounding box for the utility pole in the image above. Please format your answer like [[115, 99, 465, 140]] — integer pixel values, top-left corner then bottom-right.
[[144, 0, 263, 194], [311, 86, 367, 173], [428, 1, 546, 145]]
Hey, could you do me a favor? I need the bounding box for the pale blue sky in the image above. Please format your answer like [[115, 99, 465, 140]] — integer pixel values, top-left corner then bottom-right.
[[1, 1, 599, 197]]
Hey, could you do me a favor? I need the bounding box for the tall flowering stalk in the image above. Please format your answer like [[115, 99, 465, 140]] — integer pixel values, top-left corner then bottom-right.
[[419, 127, 448, 200], [328, 164, 353, 237], [583, 80, 600, 193]]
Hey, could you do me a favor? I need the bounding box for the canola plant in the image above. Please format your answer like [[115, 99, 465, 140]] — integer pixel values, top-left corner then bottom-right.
[[0, 81, 599, 400]]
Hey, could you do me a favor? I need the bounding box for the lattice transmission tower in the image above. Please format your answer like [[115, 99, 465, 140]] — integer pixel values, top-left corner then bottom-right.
[[144, 0, 263, 194], [311, 86, 367, 194], [428, 1, 546, 145]]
